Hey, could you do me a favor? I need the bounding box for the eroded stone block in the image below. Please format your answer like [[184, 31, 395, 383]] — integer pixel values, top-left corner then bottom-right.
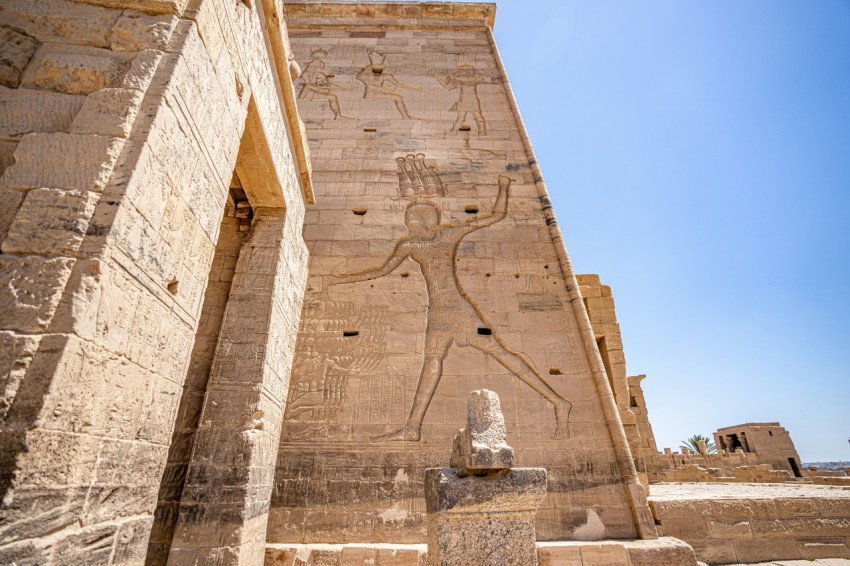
[[0, 132, 125, 191], [0, 85, 84, 138], [110, 10, 177, 52], [70, 87, 144, 138], [0, 186, 25, 241], [22, 43, 134, 95], [3, 188, 100, 256], [0, 331, 41, 421], [0, 28, 40, 88], [449, 389, 514, 473], [0, 0, 119, 48], [0, 254, 75, 332]]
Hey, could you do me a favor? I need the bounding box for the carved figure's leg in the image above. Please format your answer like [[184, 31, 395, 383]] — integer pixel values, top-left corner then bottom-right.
[[468, 333, 572, 440], [389, 93, 414, 119], [327, 94, 352, 120], [472, 111, 487, 134], [371, 332, 452, 442], [452, 110, 467, 131]]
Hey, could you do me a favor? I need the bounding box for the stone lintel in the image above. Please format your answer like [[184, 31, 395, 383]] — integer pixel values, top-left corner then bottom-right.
[[282, 2, 497, 30]]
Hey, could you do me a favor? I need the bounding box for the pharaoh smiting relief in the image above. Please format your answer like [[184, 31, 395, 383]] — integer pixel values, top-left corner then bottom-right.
[[323, 170, 572, 441]]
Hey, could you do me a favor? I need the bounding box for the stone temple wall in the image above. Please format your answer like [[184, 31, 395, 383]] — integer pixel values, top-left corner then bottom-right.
[[0, 0, 312, 563], [270, 1, 655, 545]]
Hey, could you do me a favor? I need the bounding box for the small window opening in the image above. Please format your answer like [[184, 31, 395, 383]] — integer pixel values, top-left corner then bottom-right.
[[343, 331, 359, 337], [352, 208, 368, 215], [400, 272, 410, 278], [464, 205, 479, 214], [458, 125, 471, 131], [549, 368, 563, 375], [630, 396, 638, 408], [768, 431, 773, 436], [477, 328, 492, 335]]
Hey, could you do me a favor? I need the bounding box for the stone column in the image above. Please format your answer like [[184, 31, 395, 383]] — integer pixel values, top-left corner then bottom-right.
[[168, 207, 302, 565], [426, 390, 547, 566]]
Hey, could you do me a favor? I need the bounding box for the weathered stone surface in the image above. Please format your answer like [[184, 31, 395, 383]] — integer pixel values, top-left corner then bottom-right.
[[0, 186, 25, 241], [0, 0, 121, 48], [449, 389, 514, 473], [650, 483, 850, 564], [0, 132, 124, 191], [70, 87, 145, 138], [0, 255, 75, 333], [3, 188, 100, 256], [0, 85, 85, 138], [21, 43, 134, 95], [0, 28, 39, 88], [425, 467, 547, 566], [110, 10, 177, 51], [0, 331, 41, 420]]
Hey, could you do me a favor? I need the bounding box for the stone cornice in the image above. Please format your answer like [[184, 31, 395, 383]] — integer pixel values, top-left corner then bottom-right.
[[282, 2, 496, 30]]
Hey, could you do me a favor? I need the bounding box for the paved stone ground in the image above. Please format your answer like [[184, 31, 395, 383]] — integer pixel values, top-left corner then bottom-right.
[[650, 482, 850, 500], [722, 560, 850, 566]]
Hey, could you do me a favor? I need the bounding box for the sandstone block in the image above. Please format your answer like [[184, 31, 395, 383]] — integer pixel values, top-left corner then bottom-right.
[[0, 132, 125, 191], [0, 28, 39, 88], [0, 85, 85, 138], [733, 538, 802, 563], [449, 389, 514, 473], [0, 187, 26, 241], [0, 254, 75, 333], [577, 543, 630, 566], [22, 43, 134, 95], [3, 188, 100, 256], [537, 544, 583, 566], [110, 10, 177, 51], [70, 87, 144, 138], [0, 0, 120, 48], [622, 537, 698, 566], [0, 331, 41, 420]]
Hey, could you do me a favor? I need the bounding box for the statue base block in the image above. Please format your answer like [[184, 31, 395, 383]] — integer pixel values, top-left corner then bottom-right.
[[424, 467, 547, 566]]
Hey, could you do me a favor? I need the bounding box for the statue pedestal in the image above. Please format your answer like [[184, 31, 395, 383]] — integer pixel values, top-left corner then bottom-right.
[[424, 467, 547, 566]]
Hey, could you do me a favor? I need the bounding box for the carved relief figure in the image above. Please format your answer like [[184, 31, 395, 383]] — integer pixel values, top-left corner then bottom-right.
[[298, 49, 353, 119], [325, 176, 572, 441], [438, 64, 487, 134], [356, 49, 421, 119]]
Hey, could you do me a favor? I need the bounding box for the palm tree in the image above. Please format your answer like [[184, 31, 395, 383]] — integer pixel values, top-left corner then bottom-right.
[[680, 434, 717, 454]]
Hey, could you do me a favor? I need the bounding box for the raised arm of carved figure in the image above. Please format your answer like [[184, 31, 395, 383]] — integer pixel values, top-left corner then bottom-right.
[[453, 175, 511, 234], [329, 241, 409, 286]]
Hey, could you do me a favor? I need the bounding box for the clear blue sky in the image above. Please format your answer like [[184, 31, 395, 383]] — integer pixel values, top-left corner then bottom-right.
[[493, 1, 850, 461]]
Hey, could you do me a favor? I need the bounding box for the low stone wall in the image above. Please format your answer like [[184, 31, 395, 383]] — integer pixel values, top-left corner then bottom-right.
[[265, 538, 697, 565], [649, 485, 850, 564], [661, 464, 792, 483]]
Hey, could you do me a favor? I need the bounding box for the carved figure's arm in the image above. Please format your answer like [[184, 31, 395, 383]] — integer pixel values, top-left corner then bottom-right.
[[329, 241, 409, 286], [386, 74, 421, 91], [453, 176, 511, 233], [436, 74, 456, 89]]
